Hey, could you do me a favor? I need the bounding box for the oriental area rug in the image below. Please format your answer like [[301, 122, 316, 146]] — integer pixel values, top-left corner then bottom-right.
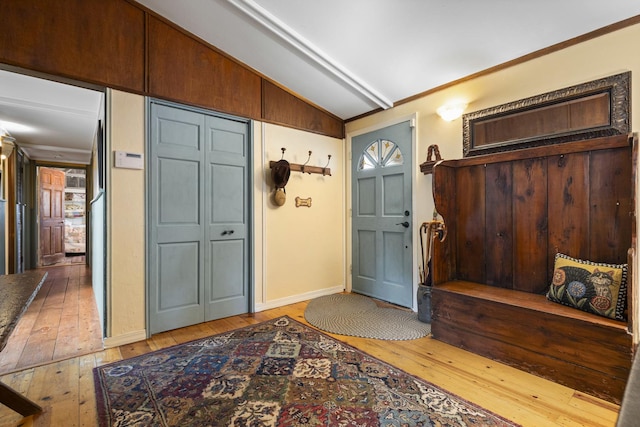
[[93, 316, 518, 427]]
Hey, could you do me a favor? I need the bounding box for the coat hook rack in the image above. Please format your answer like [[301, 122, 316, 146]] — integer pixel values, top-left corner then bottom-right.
[[322, 155, 332, 176], [300, 151, 312, 173], [269, 148, 332, 176]]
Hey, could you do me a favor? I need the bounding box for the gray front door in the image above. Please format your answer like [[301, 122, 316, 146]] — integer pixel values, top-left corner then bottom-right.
[[149, 101, 250, 334], [352, 121, 413, 307]]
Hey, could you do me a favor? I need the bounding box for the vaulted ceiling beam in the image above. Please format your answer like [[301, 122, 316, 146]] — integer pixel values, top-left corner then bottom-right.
[[227, 0, 394, 110]]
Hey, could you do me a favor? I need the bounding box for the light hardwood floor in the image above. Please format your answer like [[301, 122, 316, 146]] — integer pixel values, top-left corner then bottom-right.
[[0, 299, 621, 426], [0, 264, 103, 375]]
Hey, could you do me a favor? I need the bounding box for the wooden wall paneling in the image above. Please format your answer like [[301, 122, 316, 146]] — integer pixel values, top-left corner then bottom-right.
[[0, 0, 145, 92], [484, 162, 514, 288], [589, 148, 633, 264], [432, 165, 457, 284], [147, 17, 262, 120], [262, 80, 344, 139], [455, 165, 485, 283], [512, 158, 548, 293], [0, 0, 344, 138], [547, 152, 590, 265]]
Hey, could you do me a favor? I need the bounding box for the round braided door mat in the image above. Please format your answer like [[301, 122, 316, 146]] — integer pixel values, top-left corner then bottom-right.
[[304, 293, 431, 340]]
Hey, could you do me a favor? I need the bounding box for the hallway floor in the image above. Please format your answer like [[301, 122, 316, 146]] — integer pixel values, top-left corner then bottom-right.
[[0, 263, 103, 374]]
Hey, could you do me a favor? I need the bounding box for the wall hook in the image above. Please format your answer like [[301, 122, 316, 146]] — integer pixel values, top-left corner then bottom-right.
[[300, 150, 312, 174], [280, 147, 286, 160], [322, 154, 332, 176], [268, 150, 332, 177]]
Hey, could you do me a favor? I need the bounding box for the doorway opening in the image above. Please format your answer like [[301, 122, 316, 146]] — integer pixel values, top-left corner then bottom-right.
[[38, 166, 87, 267], [0, 67, 106, 371]]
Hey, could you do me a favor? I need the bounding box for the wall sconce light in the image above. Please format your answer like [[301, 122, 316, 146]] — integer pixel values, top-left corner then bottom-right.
[[436, 103, 467, 122], [0, 136, 15, 160]]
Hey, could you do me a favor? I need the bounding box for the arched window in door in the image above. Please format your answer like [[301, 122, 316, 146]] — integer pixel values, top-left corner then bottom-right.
[[357, 139, 404, 171]]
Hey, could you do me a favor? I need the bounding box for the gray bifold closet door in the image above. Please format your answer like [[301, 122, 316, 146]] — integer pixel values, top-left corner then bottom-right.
[[149, 101, 250, 334]]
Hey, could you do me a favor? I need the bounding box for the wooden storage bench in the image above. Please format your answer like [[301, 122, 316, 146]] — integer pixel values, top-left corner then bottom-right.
[[430, 134, 636, 404]]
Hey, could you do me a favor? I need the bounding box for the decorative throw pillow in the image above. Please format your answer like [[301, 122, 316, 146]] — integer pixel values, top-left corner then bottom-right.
[[546, 253, 627, 321]]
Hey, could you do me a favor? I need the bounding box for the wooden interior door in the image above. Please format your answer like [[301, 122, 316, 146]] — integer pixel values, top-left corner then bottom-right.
[[39, 168, 66, 266]]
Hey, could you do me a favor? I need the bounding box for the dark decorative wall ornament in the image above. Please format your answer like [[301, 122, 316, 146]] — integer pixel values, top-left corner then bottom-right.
[[420, 144, 443, 175], [462, 71, 631, 157]]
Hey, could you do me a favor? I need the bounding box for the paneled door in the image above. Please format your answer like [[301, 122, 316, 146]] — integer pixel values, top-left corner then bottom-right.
[[39, 167, 66, 266], [352, 121, 413, 307], [149, 101, 250, 334], [204, 115, 250, 320]]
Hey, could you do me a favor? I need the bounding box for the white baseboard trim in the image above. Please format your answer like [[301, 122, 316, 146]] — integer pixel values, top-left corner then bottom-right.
[[255, 285, 344, 312], [103, 287, 346, 346], [104, 329, 147, 348]]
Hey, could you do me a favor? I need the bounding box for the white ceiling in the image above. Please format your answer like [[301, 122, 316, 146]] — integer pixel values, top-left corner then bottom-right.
[[0, 70, 103, 165], [1, 0, 639, 164]]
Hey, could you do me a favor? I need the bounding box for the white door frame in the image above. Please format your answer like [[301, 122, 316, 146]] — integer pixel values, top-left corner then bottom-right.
[[345, 113, 419, 311]]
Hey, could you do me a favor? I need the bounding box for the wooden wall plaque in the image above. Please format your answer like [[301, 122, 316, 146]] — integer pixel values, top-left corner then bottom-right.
[[463, 72, 630, 156]]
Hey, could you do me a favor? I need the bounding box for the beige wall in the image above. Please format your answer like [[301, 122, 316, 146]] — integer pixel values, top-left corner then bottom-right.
[[105, 90, 146, 347], [104, 94, 345, 345], [258, 123, 345, 308], [346, 22, 640, 343]]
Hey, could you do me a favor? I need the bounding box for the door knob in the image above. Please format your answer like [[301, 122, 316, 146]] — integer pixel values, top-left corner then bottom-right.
[[396, 221, 410, 228]]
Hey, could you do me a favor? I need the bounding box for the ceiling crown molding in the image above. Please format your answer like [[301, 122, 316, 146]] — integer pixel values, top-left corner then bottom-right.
[[17, 142, 92, 154], [227, 0, 393, 110]]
